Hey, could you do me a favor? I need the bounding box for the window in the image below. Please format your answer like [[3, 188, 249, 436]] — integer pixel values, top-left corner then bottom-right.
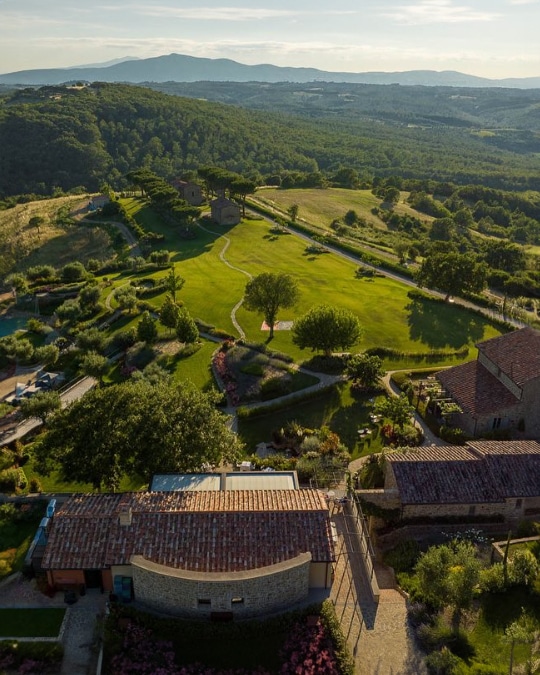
[[492, 417, 502, 430], [198, 599, 211, 606], [231, 597, 244, 605], [468, 505, 476, 516], [515, 499, 523, 509]]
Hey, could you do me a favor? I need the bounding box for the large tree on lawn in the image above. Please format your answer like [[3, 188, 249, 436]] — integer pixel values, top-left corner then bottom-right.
[[416, 251, 487, 301], [292, 305, 363, 357], [33, 380, 243, 491], [243, 272, 299, 339]]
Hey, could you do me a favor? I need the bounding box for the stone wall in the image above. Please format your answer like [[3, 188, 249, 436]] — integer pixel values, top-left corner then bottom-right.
[[402, 501, 510, 521], [376, 522, 510, 551], [357, 488, 400, 511], [131, 553, 312, 619]]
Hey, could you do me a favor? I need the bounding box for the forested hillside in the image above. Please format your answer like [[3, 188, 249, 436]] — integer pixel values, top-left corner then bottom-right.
[[1, 82, 540, 198]]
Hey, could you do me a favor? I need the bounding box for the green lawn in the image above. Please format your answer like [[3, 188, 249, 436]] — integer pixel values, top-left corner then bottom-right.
[[117, 199, 501, 370], [0, 504, 43, 580], [468, 588, 540, 670], [169, 339, 217, 391], [0, 608, 66, 637], [24, 458, 147, 493]]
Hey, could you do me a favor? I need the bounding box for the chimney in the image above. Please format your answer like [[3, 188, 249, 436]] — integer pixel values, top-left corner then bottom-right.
[[119, 507, 132, 526]]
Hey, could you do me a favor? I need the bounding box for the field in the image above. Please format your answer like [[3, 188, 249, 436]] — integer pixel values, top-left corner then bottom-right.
[[253, 187, 430, 233], [119, 208, 500, 367], [0, 195, 115, 277]]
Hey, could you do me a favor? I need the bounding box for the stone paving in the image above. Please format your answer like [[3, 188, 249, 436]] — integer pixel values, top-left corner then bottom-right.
[[0, 574, 106, 675], [330, 509, 427, 675]]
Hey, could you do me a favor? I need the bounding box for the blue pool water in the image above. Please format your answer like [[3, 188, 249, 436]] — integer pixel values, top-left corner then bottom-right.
[[0, 316, 28, 337]]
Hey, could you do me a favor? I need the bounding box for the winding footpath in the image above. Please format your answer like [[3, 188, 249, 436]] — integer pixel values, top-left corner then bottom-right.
[[197, 222, 253, 339]]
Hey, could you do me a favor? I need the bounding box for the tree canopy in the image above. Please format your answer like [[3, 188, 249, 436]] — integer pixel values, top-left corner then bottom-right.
[[292, 305, 363, 356], [415, 541, 481, 629], [346, 353, 385, 390], [34, 380, 243, 490], [416, 251, 488, 300], [375, 393, 414, 430], [243, 272, 299, 339]]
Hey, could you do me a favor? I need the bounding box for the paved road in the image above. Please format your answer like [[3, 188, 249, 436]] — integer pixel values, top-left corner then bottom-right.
[[0, 376, 97, 446]]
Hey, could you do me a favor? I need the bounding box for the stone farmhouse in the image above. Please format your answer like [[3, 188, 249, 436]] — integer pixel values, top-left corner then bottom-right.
[[210, 196, 241, 226], [39, 478, 334, 619], [171, 179, 204, 206], [359, 440, 540, 523], [436, 327, 540, 438]]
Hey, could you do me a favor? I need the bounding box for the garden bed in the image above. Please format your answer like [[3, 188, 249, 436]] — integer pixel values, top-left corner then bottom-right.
[[213, 342, 319, 405], [103, 600, 353, 675]]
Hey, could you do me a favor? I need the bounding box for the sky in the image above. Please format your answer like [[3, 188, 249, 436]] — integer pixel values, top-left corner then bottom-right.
[[0, 0, 539, 79]]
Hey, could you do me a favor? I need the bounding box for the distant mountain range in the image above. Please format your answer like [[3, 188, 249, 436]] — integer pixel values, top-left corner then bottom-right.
[[1, 53, 539, 89]]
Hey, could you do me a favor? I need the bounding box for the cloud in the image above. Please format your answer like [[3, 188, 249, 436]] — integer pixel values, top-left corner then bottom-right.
[[100, 4, 356, 21], [382, 0, 500, 24], [509, 0, 539, 4]]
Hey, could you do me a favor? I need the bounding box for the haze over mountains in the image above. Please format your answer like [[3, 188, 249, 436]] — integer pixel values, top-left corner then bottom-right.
[[1, 53, 539, 89]]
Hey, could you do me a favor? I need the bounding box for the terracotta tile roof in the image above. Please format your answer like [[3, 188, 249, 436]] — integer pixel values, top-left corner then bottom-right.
[[477, 327, 540, 386], [42, 490, 334, 572], [387, 441, 540, 505], [437, 360, 520, 417], [467, 440, 540, 457]]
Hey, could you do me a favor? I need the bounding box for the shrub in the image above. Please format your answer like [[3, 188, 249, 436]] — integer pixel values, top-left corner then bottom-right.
[[28, 477, 42, 493], [424, 647, 461, 675], [279, 615, 341, 674], [302, 354, 348, 374], [358, 455, 385, 488], [479, 563, 506, 593], [509, 548, 539, 586], [260, 376, 291, 400], [176, 342, 202, 359], [0, 641, 62, 673], [384, 540, 421, 574], [417, 620, 474, 662], [439, 426, 466, 445], [0, 469, 20, 492]]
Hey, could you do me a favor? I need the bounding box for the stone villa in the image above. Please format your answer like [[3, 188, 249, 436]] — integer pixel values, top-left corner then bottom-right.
[[437, 327, 540, 438], [37, 475, 334, 619]]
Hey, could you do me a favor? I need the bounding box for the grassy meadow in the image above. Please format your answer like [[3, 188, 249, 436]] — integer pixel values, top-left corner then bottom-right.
[[0, 195, 116, 277], [111, 204, 501, 368], [253, 187, 430, 233]]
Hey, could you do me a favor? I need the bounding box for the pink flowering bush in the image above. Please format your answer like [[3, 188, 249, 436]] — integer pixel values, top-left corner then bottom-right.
[[279, 618, 340, 675], [213, 345, 240, 405], [109, 619, 271, 675], [110, 621, 179, 675], [178, 667, 270, 675]]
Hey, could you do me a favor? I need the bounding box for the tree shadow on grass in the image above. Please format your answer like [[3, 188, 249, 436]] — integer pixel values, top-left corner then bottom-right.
[[406, 298, 487, 350], [480, 588, 540, 630]]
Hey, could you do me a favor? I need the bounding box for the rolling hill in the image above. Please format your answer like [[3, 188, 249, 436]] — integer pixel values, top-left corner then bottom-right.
[[1, 53, 539, 88]]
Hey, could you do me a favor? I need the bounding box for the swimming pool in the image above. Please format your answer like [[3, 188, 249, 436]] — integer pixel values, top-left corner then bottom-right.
[[0, 316, 28, 337]]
